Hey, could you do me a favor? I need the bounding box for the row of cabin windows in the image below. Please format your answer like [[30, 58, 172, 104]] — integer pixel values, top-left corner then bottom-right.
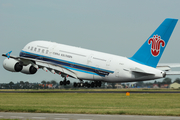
[[28, 46, 49, 54]]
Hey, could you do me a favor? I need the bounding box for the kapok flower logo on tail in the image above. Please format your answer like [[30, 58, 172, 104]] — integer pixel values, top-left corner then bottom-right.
[[148, 35, 165, 57]]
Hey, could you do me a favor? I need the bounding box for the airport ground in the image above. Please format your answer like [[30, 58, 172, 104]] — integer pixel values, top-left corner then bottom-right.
[[0, 112, 180, 120], [0, 89, 180, 116]]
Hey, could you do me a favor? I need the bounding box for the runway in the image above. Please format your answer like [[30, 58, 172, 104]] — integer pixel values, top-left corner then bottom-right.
[[0, 90, 180, 93], [0, 112, 179, 120]]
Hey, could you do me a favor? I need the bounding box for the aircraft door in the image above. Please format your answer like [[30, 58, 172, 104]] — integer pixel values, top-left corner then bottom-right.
[[106, 59, 111, 66], [115, 69, 120, 78], [87, 54, 93, 65], [86, 54, 94, 80]]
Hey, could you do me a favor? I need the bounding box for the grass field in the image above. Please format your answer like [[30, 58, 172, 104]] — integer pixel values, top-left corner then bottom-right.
[[0, 88, 180, 91], [0, 92, 180, 116]]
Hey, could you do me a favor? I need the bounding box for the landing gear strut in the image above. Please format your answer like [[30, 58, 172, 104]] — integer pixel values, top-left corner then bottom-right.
[[60, 77, 70, 86]]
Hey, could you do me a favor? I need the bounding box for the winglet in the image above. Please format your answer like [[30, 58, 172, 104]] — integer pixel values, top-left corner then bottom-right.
[[5, 51, 12, 59]]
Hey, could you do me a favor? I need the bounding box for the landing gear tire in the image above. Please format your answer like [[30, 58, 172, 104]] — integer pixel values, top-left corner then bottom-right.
[[87, 83, 91, 88], [80, 83, 84, 87], [85, 82, 88, 87], [97, 81, 102, 87], [59, 77, 70, 86], [91, 82, 94, 88], [60, 81, 63, 85], [67, 80, 70, 85], [77, 83, 81, 87], [73, 82, 77, 87], [64, 82, 66, 86]]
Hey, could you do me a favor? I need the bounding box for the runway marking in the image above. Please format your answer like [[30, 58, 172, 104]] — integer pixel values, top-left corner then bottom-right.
[[54, 118, 69, 120], [77, 119, 93, 120], [10, 116, 24, 118], [142, 116, 159, 118], [32, 117, 46, 119]]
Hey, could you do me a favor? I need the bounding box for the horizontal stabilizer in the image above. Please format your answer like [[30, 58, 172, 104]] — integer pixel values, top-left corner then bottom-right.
[[130, 68, 154, 79], [157, 63, 180, 67], [166, 71, 180, 75], [157, 63, 180, 71], [156, 66, 171, 71]]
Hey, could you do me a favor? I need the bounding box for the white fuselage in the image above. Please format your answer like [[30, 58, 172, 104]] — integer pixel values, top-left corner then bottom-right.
[[20, 41, 165, 82]]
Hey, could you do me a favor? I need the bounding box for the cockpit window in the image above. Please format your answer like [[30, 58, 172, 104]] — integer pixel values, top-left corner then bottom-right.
[[28, 46, 30, 49], [31, 47, 33, 51], [34, 47, 37, 51], [42, 49, 44, 53]]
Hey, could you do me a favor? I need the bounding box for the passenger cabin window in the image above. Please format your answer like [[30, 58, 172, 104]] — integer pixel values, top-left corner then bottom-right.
[[31, 47, 33, 51], [46, 50, 49, 54]]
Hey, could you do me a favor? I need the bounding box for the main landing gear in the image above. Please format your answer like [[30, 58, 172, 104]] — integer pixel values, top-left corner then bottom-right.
[[73, 81, 102, 88], [59, 77, 70, 86]]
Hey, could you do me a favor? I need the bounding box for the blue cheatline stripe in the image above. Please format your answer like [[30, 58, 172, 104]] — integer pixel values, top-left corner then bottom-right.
[[63, 66, 105, 77], [19, 50, 113, 76]]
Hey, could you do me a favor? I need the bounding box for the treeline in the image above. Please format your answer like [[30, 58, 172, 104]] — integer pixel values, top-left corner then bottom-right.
[[0, 80, 59, 89], [1, 77, 180, 89]]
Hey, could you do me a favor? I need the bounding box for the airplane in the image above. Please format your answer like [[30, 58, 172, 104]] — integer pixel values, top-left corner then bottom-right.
[[2, 18, 179, 88]]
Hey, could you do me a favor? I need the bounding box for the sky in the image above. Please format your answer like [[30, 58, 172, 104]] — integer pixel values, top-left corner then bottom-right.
[[1, 0, 180, 83]]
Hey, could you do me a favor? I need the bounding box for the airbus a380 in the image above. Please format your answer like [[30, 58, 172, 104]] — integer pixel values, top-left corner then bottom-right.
[[2, 18, 179, 87]]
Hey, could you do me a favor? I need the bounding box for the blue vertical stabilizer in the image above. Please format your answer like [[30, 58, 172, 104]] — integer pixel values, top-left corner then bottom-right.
[[129, 18, 178, 68]]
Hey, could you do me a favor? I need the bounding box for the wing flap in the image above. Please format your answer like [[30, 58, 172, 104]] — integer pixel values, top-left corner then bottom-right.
[[36, 61, 77, 79]]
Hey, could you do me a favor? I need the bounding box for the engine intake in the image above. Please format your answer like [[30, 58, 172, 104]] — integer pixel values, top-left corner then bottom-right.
[[21, 64, 37, 74], [3, 58, 23, 72]]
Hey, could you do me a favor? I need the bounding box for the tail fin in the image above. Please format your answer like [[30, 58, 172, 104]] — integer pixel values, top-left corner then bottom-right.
[[129, 18, 178, 68]]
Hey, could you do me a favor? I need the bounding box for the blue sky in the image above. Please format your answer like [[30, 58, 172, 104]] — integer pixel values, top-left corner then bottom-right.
[[1, 0, 180, 83]]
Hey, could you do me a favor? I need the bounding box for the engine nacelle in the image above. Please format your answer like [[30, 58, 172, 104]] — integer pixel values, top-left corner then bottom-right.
[[21, 64, 37, 74], [3, 58, 23, 72]]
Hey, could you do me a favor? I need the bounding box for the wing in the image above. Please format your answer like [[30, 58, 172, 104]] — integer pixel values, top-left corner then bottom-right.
[[2, 53, 19, 59], [2, 53, 78, 79]]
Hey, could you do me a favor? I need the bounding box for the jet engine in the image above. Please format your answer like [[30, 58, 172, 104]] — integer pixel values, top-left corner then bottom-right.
[[3, 58, 23, 72], [21, 64, 37, 74]]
